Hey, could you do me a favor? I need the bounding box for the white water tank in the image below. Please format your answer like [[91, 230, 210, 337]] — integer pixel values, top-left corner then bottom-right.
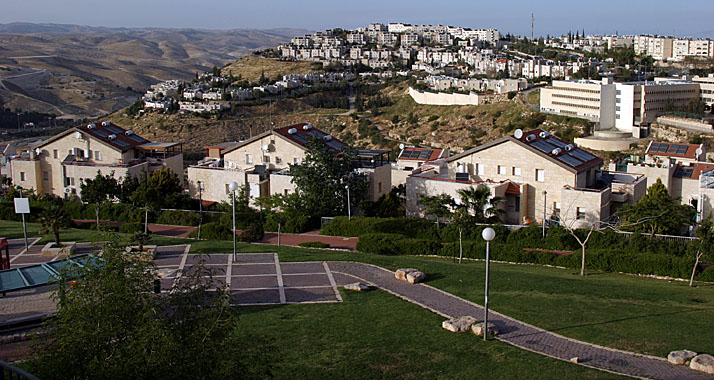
[[288, 128, 297, 134]]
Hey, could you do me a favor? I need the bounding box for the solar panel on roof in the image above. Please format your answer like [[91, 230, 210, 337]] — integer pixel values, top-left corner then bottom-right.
[[105, 126, 123, 134], [650, 142, 669, 153], [113, 140, 129, 147], [668, 144, 688, 155], [531, 140, 557, 154], [570, 149, 597, 162], [559, 155, 584, 167], [326, 140, 344, 151], [417, 150, 432, 160], [399, 150, 412, 159], [128, 134, 147, 143], [546, 138, 567, 148], [94, 130, 110, 138]]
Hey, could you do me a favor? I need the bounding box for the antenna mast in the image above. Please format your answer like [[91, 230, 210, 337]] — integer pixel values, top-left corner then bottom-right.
[[531, 13, 534, 41]]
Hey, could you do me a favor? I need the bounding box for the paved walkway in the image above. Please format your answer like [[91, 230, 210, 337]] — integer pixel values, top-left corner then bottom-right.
[[327, 261, 714, 380]]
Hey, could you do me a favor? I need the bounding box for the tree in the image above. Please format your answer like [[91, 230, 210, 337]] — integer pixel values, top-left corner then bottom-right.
[[119, 173, 140, 204], [80, 171, 121, 230], [418, 193, 454, 227], [691, 216, 714, 286], [621, 179, 695, 237], [289, 137, 368, 220], [452, 185, 504, 226], [39, 200, 72, 246], [131, 169, 184, 232], [29, 237, 273, 379]]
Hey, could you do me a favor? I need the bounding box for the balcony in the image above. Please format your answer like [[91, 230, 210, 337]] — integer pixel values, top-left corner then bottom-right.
[[62, 155, 147, 168]]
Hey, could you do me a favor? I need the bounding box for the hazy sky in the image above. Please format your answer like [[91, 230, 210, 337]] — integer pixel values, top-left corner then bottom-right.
[[2, 0, 713, 38]]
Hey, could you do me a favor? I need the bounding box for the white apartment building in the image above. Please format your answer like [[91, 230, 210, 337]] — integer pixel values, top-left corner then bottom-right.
[[187, 123, 391, 205], [634, 35, 674, 60], [693, 74, 714, 106], [406, 129, 644, 228], [179, 102, 224, 113], [541, 78, 700, 137]]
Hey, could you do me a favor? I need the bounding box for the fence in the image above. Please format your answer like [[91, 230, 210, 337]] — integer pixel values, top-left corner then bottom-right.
[[614, 230, 698, 244], [0, 361, 40, 380]]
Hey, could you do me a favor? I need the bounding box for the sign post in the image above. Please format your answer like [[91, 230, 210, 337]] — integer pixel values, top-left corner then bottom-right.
[[14, 192, 30, 253]]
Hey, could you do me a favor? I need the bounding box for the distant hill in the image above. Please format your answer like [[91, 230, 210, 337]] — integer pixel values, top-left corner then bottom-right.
[[0, 23, 311, 118]]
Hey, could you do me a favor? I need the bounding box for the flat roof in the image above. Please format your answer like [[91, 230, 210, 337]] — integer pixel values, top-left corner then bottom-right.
[[139, 142, 182, 149]]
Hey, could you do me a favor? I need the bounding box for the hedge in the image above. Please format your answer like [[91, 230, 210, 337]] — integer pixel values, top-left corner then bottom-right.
[[119, 222, 145, 234], [239, 224, 264, 243], [187, 222, 233, 240], [263, 212, 313, 234], [356, 233, 442, 256], [157, 210, 201, 226], [322, 217, 440, 240], [298, 242, 330, 249]]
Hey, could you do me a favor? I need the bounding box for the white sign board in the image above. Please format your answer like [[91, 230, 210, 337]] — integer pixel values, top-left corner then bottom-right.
[[14, 198, 30, 214]]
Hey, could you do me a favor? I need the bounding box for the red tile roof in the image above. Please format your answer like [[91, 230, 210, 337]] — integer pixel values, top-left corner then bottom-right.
[[78, 121, 151, 152], [272, 123, 348, 153]]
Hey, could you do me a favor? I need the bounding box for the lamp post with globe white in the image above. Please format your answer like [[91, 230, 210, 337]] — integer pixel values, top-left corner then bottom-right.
[[229, 181, 239, 261], [482, 227, 496, 341]]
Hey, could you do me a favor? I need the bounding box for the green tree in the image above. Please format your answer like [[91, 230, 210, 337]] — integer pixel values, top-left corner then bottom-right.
[[691, 216, 714, 286], [418, 193, 454, 227], [452, 185, 504, 226], [29, 237, 273, 379], [39, 200, 72, 246], [80, 171, 121, 230], [621, 178, 695, 236], [289, 137, 368, 220], [131, 168, 183, 231], [119, 173, 140, 204]]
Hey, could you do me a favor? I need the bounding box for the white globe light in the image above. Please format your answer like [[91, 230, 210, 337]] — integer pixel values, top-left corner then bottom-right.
[[228, 182, 239, 192], [482, 227, 496, 241]]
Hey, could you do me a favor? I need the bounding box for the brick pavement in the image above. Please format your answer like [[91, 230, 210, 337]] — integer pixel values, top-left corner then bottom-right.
[[327, 261, 714, 380]]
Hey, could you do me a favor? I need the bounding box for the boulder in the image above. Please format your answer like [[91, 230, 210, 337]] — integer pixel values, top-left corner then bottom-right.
[[395, 268, 418, 281], [667, 350, 697, 365], [343, 282, 371, 292], [690, 354, 714, 375], [442, 316, 478, 333], [406, 271, 426, 284], [471, 322, 499, 337], [569, 357, 579, 364]]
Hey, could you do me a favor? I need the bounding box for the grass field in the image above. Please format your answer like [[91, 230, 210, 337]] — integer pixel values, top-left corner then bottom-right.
[[221, 56, 320, 83], [237, 289, 625, 379], [2, 220, 713, 358]]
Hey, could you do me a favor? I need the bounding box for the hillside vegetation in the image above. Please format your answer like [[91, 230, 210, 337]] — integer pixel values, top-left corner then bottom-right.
[[221, 56, 320, 83]]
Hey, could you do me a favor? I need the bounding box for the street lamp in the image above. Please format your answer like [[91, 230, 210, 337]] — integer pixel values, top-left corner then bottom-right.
[[542, 190, 547, 239], [481, 227, 496, 341], [197, 181, 204, 240], [345, 184, 351, 220], [229, 181, 239, 261]]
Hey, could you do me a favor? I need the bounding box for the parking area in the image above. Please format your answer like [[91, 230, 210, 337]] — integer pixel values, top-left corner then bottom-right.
[[153, 249, 344, 306]]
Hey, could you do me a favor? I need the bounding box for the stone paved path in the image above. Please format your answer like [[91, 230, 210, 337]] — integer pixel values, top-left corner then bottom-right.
[[327, 261, 714, 380]]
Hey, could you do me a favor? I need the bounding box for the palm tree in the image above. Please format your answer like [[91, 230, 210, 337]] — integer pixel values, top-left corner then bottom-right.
[[454, 186, 504, 224], [39, 202, 72, 246]]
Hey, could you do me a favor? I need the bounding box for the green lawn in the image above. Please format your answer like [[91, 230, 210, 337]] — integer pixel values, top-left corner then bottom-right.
[[2, 220, 713, 358], [237, 289, 625, 380]]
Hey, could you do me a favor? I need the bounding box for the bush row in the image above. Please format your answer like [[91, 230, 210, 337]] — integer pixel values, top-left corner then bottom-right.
[[323, 217, 697, 256]]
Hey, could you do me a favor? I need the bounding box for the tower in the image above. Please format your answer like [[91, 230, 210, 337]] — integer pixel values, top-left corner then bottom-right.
[[531, 13, 534, 42]]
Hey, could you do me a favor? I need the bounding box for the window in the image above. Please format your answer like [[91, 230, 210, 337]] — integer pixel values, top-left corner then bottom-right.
[[245, 154, 253, 164], [514, 196, 521, 212], [43, 171, 49, 181], [225, 184, 230, 194], [294, 157, 302, 164], [554, 202, 561, 218], [512, 167, 521, 176], [263, 155, 270, 163], [20, 172, 26, 181], [378, 182, 382, 193], [95, 151, 102, 161], [536, 169, 545, 182], [53, 149, 58, 159], [576, 207, 586, 219], [284, 189, 290, 195], [498, 165, 506, 175], [275, 156, 282, 164], [476, 163, 484, 176]]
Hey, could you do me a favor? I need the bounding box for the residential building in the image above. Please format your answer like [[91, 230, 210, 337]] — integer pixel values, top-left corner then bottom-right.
[[693, 74, 714, 106], [187, 123, 391, 206], [10, 121, 183, 198], [407, 129, 646, 228], [392, 147, 448, 186]]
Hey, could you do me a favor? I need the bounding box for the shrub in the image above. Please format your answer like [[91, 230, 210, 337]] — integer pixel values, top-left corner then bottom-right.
[[397, 239, 443, 256], [356, 233, 406, 255], [187, 222, 232, 240], [119, 222, 145, 235], [695, 265, 714, 282], [322, 216, 439, 240], [264, 212, 312, 233], [239, 224, 264, 243], [157, 210, 201, 226], [438, 224, 510, 243], [298, 242, 330, 249]]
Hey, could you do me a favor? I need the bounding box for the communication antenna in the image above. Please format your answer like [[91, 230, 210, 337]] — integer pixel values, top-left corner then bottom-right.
[[531, 13, 534, 42]]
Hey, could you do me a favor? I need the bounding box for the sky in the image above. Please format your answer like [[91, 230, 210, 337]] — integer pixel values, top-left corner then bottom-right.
[[1, 0, 713, 38]]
